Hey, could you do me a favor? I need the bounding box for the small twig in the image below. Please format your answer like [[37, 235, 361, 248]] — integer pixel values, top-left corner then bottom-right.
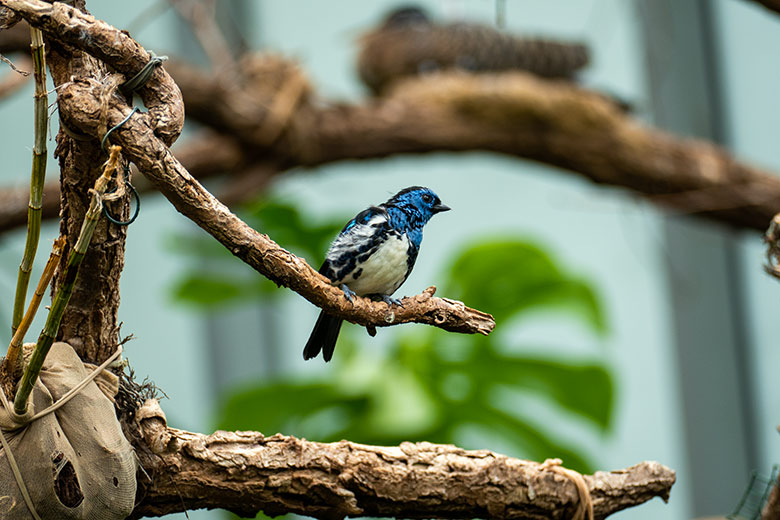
[[0, 51, 29, 75], [4, 236, 65, 379], [13, 146, 122, 416], [11, 26, 46, 336], [0, 55, 30, 98]]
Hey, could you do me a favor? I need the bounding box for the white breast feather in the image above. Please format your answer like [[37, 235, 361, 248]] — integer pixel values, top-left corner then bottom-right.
[[346, 233, 410, 296]]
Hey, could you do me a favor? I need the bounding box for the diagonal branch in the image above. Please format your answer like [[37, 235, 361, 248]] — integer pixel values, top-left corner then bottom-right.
[[56, 77, 494, 336], [132, 399, 676, 519]]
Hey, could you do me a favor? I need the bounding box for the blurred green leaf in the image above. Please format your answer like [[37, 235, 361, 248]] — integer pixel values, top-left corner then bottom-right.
[[172, 274, 263, 307], [445, 240, 606, 334], [219, 382, 371, 440], [245, 199, 345, 261], [432, 348, 613, 429]]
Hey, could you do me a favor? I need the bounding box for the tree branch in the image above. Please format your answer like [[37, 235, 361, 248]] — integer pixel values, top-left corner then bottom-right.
[[131, 399, 675, 519]]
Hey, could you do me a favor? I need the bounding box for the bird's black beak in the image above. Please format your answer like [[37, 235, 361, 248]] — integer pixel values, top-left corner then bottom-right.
[[433, 203, 451, 213]]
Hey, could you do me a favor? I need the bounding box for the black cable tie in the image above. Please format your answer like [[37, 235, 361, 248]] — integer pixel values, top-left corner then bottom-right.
[[119, 51, 168, 96], [101, 107, 139, 152]]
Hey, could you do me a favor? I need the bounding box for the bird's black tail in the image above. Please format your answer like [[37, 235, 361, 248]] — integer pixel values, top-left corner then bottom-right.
[[303, 311, 344, 362]]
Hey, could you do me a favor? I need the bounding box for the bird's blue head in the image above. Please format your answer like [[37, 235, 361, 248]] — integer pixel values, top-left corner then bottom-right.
[[383, 186, 450, 234]]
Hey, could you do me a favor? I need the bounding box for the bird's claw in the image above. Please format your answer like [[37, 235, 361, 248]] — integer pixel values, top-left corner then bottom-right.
[[382, 295, 404, 308], [340, 284, 357, 303]]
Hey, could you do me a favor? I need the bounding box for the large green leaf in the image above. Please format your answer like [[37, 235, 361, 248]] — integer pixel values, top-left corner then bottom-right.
[[431, 349, 613, 430], [445, 240, 606, 333]]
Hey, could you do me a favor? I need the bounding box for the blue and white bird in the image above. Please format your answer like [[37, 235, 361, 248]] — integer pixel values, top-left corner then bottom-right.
[[304, 186, 450, 362]]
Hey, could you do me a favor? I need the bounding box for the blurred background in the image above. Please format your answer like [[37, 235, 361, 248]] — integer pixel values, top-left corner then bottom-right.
[[2, 1, 780, 519]]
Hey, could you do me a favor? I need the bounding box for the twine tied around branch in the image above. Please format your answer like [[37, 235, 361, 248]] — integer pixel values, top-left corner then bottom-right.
[[540, 458, 594, 520]]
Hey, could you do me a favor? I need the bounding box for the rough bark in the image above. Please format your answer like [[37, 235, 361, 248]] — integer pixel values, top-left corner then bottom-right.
[[43, 33, 130, 365], [2, 0, 183, 145], [131, 400, 676, 520], [2, 0, 186, 364]]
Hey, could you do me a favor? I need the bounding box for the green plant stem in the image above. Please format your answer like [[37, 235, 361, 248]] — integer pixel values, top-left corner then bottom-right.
[[13, 147, 121, 416], [11, 27, 48, 335], [5, 237, 65, 379]]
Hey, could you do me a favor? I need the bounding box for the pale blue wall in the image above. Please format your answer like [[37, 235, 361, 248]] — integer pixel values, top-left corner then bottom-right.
[[2, 1, 778, 519], [716, 0, 780, 480]]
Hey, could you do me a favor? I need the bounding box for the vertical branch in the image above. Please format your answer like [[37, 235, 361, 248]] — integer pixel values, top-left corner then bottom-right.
[[11, 26, 47, 335], [47, 39, 129, 364], [13, 146, 121, 416]]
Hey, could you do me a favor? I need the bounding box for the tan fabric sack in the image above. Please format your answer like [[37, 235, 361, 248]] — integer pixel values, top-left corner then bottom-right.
[[0, 342, 136, 519]]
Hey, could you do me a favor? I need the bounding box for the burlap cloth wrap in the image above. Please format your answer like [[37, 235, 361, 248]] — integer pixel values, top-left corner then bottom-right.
[[0, 342, 136, 519]]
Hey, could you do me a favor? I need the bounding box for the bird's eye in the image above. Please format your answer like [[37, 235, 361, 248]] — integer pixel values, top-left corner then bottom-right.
[[422, 194, 432, 203]]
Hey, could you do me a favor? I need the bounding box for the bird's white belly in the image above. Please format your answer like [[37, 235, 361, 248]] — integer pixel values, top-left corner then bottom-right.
[[345, 234, 410, 296]]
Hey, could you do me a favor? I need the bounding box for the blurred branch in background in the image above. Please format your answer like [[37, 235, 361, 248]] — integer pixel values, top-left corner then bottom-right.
[[3, 52, 780, 233], [174, 56, 780, 232], [747, 0, 780, 16]]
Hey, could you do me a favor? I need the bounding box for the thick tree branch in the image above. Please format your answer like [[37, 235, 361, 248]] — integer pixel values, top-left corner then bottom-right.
[[131, 400, 675, 519], [172, 58, 780, 232], [56, 77, 494, 336]]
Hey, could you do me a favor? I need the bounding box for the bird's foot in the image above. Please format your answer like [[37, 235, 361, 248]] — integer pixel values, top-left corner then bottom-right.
[[381, 295, 404, 308], [340, 284, 357, 303]]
